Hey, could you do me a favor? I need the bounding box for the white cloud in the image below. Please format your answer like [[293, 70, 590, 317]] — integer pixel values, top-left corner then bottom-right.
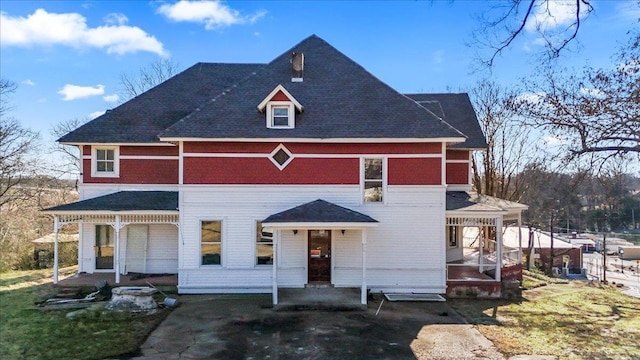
[[525, 0, 590, 32], [579, 87, 605, 98], [58, 84, 105, 101], [88, 110, 106, 119], [431, 50, 445, 64], [157, 0, 266, 30], [104, 13, 128, 26], [615, 2, 640, 22], [0, 9, 167, 56], [22, 79, 36, 86], [542, 135, 566, 146], [103, 94, 120, 102], [517, 91, 545, 104]]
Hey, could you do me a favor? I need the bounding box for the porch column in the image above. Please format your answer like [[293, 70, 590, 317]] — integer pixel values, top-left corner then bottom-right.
[[517, 213, 523, 264], [115, 215, 121, 284], [53, 216, 60, 284], [361, 229, 367, 305], [272, 231, 278, 305], [495, 217, 503, 281], [479, 226, 484, 272]]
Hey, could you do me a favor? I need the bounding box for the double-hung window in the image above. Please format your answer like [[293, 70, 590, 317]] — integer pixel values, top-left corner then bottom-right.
[[363, 158, 384, 203], [256, 221, 273, 265], [201, 220, 222, 265], [91, 146, 119, 177], [267, 102, 295, 128]]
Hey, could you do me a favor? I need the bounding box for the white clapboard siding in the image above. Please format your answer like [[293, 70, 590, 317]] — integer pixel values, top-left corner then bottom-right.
[[146, 224, 178, 273], [333, 231, 363, 286], [178, 184, 447, 294]]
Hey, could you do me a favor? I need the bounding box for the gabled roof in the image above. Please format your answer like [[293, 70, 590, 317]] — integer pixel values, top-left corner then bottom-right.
[[257, 84, 303, 112], [263, 199, 378, 225], [43, 191, 178, 213], [159, 35, 466, 141], [58, 64, 264, 144], [405, 93, 488, 149]]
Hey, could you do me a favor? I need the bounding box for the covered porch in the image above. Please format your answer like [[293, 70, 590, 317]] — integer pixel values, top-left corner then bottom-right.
[[445, 192, 528, 298], [262, 199, 378, 306], [42, 191, 180, 286]]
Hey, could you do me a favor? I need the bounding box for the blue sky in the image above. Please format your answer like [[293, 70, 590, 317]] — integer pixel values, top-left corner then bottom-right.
[[1, 0, 638, 146]]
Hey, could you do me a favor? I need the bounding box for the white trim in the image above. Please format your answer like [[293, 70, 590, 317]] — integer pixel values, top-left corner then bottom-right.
[[183, 152, 442, 159], [91, 146, 120, 178], [257, 84, 303, 111], [446, 159, 469, 164], [268, 144, 294, 170], [120, 155, 179, 160], [159, 137, 465, 143], [261, 222, 378, 228], [79, 145, 84, 185], [42, 210, 179, 215], [178, 141, 184, 185], [441, 143, 446, 185], [62, 142, 176, 147]]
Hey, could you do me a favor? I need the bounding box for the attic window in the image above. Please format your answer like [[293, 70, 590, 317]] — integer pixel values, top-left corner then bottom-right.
[[267, 102, 295, 129], [269, 144, 293, 170]]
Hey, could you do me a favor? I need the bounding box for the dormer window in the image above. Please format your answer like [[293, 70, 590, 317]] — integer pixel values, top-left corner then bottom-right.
[[268, 102, 295, 128], [258, 84, 303, 130]]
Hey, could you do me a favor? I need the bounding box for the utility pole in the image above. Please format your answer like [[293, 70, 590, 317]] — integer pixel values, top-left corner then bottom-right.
[[603, 233, 607, 283], [549, 213, 555, 276]]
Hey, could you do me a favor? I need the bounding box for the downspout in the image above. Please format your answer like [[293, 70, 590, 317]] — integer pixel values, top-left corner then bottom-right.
[[272, 230, 278, 305], [115, 216, 121, 284], [361, 229, 367, 305]]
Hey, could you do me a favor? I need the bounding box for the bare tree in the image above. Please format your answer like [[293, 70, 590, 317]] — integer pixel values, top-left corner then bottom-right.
[[470, 79, 538, 201], [49, 118, 86, 178], [516, 31, 640, 167], [119, 58, 180, 100], [472, 0, 596, 67], [0, 80, 40, 208]]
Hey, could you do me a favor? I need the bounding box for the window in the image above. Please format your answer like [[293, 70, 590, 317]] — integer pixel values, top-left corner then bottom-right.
[[272, 106, 289, 127], [201, 220, 222, 265], [268, 144, 294, 170], [363, 158, 384, 202], [448, 226, 458, 248], [91, 146, 119, 177], [267, 102, 295, 128], [256, 221, 273, 265]]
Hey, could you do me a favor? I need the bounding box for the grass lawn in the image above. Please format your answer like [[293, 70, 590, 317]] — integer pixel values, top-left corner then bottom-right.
[[450, 280, 640, 360], [0, 267, 170, 360]]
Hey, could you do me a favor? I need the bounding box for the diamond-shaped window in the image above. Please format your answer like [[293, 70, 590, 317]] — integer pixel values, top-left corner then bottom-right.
[[269, 144, 293, 170]]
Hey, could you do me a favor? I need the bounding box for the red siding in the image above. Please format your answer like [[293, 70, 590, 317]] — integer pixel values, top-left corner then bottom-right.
[[83, 146, 91, 156], [388, 158, 442, 185], [446, 163, 469, 185], [184, 157, 359, 184], [184, 142, 442, 154], [271, 90, 290, 101], [83, 159, 178, 184], [446, 150, 470, 160], [120, 146, 178, 156]]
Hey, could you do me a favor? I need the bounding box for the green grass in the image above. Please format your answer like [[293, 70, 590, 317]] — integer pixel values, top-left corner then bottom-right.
[[521, 269, 569, 290], [0, 267, 170, 360], [450, 282, 640, 360]]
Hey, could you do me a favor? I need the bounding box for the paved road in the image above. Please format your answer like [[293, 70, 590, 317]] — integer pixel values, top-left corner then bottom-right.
[[584, 253, 640, 298]]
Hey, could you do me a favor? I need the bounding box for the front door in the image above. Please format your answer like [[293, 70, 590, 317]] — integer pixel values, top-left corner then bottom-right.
[[308, 230, 331, 282], [126, 225, 148, 274]]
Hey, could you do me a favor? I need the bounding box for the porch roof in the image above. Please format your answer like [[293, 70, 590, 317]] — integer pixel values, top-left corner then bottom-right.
[[446, 191, 527, 218], [262, 199, 378, 228], [42, 191, 178, 214]]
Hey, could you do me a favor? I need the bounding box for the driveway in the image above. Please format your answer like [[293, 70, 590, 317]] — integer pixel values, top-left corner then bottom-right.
[[127, 294, 506, 360]]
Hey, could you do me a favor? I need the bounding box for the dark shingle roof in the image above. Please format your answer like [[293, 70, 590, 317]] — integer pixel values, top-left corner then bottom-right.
[[446, 191, 479, 211], [44, 191, 178, 212], [160, 35, 465, 140], [263, 199, 378, 224], [405, 93, 488, 149], [58, 64, 264, 143]]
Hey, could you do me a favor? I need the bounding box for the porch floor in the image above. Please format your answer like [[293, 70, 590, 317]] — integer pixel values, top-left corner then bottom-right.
[[447, 265, 495, 281], [55, 272, 177, 288], [276, 287, 365, 311]]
